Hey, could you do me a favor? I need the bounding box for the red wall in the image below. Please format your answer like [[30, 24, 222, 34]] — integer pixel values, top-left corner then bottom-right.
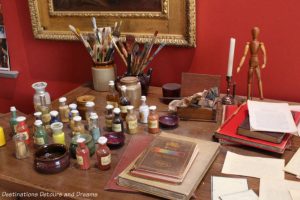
[[0, 0, 300, 114]]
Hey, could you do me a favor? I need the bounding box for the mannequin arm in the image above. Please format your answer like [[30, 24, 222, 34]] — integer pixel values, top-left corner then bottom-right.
[[260, 42, 267, 69], [237, 43, 249, 73]]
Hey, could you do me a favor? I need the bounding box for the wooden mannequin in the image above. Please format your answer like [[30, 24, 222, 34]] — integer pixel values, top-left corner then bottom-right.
[[237, 27, 267, 100]]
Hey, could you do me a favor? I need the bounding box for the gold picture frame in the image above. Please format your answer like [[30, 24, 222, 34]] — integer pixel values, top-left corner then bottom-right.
[[28, 0, 196, 47]]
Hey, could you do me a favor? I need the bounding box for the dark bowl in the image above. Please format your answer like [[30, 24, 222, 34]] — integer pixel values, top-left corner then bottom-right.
[[104, 132, 125, 149], [34, 144, 70, 174], [159, 115, 179, 129], [69, 134, 96, 159]]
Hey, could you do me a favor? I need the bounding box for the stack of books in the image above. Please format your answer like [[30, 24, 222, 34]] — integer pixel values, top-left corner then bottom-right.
[[117, 132, 220, 200], [215, 101, 300, 154]]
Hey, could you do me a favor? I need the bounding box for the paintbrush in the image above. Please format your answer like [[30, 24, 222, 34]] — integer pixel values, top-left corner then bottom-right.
[[109, 34, 127, 66], [125, 35, 136, 75], [142, 43, 165, 71], [68, 25, 81, 39], [141, 31, 158, 67]]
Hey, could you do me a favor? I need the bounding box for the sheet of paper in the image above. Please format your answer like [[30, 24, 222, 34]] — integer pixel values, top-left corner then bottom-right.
[[248, 100, 297, 134], [211, 176, 248, 200], [259, 179, 300, 200], [285, 147, 300, 176], [289, 190, 300, 200], [222, 151, 284, 179], [220, 189, 258, 200], [290, 105, 300, 112]]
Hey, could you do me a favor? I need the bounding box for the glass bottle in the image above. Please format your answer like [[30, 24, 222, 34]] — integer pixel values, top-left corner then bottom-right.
[[33, 120, 48, 147], [16, 116, 30, 144], [105, 105, 114, 131], [40, 97, 51, 131], [96, 136, 111, 170], [13, 134, 29, 159], [32, 82, 51, 112], [76, 138, 90, 170], [51, 122, 65, 145], [120, 76, 142, 108], [9, 106, 18, 135], [148, 106, 160, 134], [85, 101, 95, 122], [68, 103, 77, 120], [34, 111, 42, 120], [72, 116, 85, 135], [50, 110, 60, 124], [59, 97, 70, 123], [112, 108, 124, 133], [106, 80, 119, 108], [126, 105, 138, 134], [119, 85, 131, 119], [69, 109, 79, 130], [139, 96, 149, 124], [89, 114, 101, 143]]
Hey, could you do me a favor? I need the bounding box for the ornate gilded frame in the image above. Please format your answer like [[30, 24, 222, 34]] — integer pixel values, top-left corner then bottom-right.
[[29, 0, 196, 47]]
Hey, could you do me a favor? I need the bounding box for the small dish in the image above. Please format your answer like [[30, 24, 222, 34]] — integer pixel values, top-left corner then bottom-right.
[[159, 115, 179, 129], [104, 132, 125, 149], [69, 134, 96, 159], [34, 144, 70, 174]]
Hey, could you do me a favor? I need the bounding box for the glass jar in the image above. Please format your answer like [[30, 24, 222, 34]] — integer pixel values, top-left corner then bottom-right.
[[85, 101, 95, 123], [10, 106, 18, 135], [72, 116, 85, 135], [120, 76, 141, 108], [126, 106, 138, 134], [68, 103, 77, 120], [50, 110, 60, 124], [76, 138, 90, 170], [33, 120, 48, 147], [139, 96, 149, 124], [16, 116, 30, 144], [32, 82, 51, 112], [106, 80, 119, 108], [148, 106, 160, 134], [59, 97, 70, 123], [119, 85, 131, 120], [89, 114, 101, 143], [96, 136, 111, 170], [51, 122, 65, 145], [112, 108, 124, 133], [105, 105, 114, 131], [69, 110, 79, 130], [13, 133, 29, 159]]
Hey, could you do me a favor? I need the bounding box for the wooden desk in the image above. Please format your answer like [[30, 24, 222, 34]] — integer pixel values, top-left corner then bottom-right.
[[0, 85, 299, 200]]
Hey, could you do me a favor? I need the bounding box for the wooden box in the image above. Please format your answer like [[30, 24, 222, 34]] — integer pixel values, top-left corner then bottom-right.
[[177, 106, 217, 122]]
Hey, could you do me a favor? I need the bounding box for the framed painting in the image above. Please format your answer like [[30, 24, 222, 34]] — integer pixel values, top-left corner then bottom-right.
[[0, 3, 10, 71], [28, 0, 196, 47]]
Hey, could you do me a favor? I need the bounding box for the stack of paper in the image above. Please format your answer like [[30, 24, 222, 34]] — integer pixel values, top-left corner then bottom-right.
[[219, 190, 258, 200]]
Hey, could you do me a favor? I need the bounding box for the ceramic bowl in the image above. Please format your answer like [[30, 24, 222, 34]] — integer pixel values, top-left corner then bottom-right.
[[104, 132, 125, 149], [34, 144, 70, 174], [159, 115, 179, 129], [69, 134, 96, 159], [76, 95, 95, 120]]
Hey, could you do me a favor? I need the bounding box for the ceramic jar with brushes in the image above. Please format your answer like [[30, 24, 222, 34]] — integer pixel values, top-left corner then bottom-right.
[[92, 60, 116, 92]]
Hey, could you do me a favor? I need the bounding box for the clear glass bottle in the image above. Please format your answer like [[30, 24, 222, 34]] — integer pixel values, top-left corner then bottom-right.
[[51, 122, 65, 145], [13, 133, 29, 159], [96, 136, 111, 170], [16, 116, 30, 144], [68, 103, 77, 120], [59, 97, 70, 123], [148, 106, 160, 134], [106, 80, 119, 108], [120, 76, 141, 108], [119, 85, 131, 120], [139, 96, 149, 124], [69, 109, 79, 130], [33, 120, 48, 147], [32, 82, 51, 112], [89, 114, 101, 143], [10, 106, 18, 135], [112, 108, 124, 133], [85, 101, 95, 123], [76, 138, 90, 170], [126, 105, 138, 134], [72, 116, 85, 135], [105, 105, 114, 131], [50, 110, 60, 124]]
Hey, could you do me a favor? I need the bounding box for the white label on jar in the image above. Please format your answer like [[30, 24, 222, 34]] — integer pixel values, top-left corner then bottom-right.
[[128, 120, 138, 130], [35, 137, 45, 145], [112, 123, 122, 132], [19, 131, 29, 140], [105, 119, 112, 128], [120, 106, 128, 113], [148, 120, 158, 129], [101, 154, 111, 166], [77, 156, 84, 166]]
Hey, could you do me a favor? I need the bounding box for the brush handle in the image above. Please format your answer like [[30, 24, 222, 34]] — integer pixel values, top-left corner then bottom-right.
[[126, 54, 132, 76]]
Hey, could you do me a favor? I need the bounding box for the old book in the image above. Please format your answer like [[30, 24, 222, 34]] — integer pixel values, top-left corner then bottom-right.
[[118, 132, 220, 200], [130, 136, 199, 184], [237, 116, 286, 143]]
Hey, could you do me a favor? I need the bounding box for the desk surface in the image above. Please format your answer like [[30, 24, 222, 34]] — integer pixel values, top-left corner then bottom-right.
[[0, 85, 299, 200]]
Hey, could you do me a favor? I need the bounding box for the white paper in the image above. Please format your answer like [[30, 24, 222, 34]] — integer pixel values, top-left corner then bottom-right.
[[248, 100, 297, 133], [220, 189, 258, 200], [222, 151, 284, 179], [259, 179, 300, 200], [211, 176, 248, 200], [289, 190, 300, 200], [285, 148, 300, 176], [290, 105, 300, 112]]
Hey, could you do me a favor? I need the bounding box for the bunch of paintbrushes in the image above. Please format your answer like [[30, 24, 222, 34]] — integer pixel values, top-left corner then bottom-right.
[[69, 17, 122, 64], [110, 31, 165, 76]]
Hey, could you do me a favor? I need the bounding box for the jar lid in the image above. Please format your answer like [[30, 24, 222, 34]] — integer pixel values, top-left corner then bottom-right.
[[86, 101, 95, 107], [50, 110, 59, 116], [69, 103, 77, 109], [141, 96, 146, 101], [77, 138, 86, 143], [109, 80, 115, 86], [10, 106, 16, 112], [149, 106, 157, 111], [34, 111, 42, 117], [16, 116, 26, 122], [127, 105, 134, 111], [90, 112, 98, 118], [120, 76, 138, 84], [113, 108, 121, 114], [121, 85, 127, 91], [106, 104, 114, 110], [73, 116, 82, 122], [50, 122, 63, 130], [71, 110, 79, 114], [32, 82, 47, 91], [98, 136, 108, 145], [90, 114, 98, 120], [34, 120, 43, 126], [59, 97, 67, 103]]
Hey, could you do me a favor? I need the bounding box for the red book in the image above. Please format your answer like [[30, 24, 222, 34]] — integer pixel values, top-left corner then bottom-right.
[[215, 103, 300, 154]]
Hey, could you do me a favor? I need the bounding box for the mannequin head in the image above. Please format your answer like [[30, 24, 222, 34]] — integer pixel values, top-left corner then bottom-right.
[[251, 27, 260, 40]]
